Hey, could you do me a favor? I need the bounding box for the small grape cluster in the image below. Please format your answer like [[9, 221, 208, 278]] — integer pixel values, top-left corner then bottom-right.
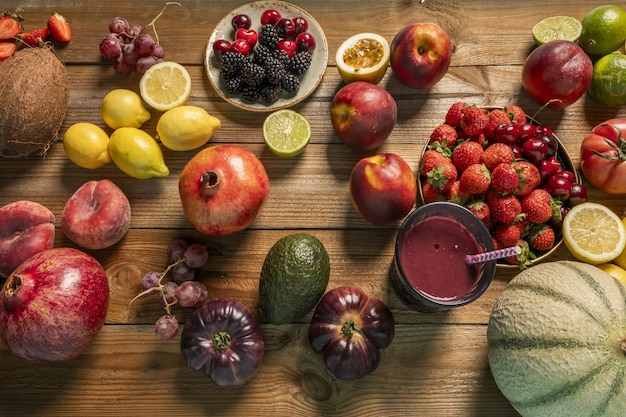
[[98, 3, 180, 75], [133, 239, 209, 340]]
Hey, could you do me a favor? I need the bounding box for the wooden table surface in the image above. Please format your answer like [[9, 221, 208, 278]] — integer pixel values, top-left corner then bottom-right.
[[1, 1, 624, 416]]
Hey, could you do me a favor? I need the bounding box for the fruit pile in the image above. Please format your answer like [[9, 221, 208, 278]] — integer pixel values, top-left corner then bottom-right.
[[419, 103, 588, 267], [133, 239, 210, 340], [0, 11, 71, 60], [212, 9, 316, 103]]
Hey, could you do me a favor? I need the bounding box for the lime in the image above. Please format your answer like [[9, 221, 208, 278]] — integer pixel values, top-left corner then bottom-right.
[[156, 106, 221, 151], [531, 16, 582, 45], [109, 127, 169, 179], [102, 89, 151, 129], [588, 52, 626, 106], [579, 5, 626, 56], [139, 61, 192, 112], [562, 202, 626, 264], [63, 123, 112, 169], [336, 33, 390, 84], [262, 109, 311, 157]]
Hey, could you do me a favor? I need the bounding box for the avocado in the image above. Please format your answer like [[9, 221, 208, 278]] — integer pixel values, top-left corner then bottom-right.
[[259, 233, 330, 325]]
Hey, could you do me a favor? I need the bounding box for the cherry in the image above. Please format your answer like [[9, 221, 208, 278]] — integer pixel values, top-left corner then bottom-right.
[[536, 134, 558, 157], [212, 39, 231, 60], [275, 17, 296, 39], [261, 9, 282, 26], [537, 156, 561, 182], [521, 137, 549, 164], [549, 205, 569, 228], [568, 183, 588, 206], [536, 125, 553, 137], [292, 16, 309, 35], [511, 144, 523, 159], [277, 38, 298, 58], [495, 124, 518, 146], [295, 32, 316, 52], [544, 174, 572, 201], [235, 28, 258, 49], [554, 169, 576, 184], [229, 38, 250, 56], [517, 123, 537, 142], [231, 14, 252, 30]]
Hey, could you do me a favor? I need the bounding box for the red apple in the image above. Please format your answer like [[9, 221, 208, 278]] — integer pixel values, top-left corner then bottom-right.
[[0, 200, 55, 278], [350, 153, 417, 225], [522, 40, 593, 109], [331, 81, 397, 151], [179, 145, 270, 236], [390, 22, 452, 90], [61, 179, 131, 250], [0, 247, 109, 362]]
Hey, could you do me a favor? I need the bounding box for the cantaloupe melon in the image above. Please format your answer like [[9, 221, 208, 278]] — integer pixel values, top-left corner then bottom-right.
[[488, 261, 626, 417]]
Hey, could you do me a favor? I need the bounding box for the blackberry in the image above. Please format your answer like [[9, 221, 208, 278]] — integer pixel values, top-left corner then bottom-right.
[[288, 51, 312, 76], [260, 83, 283, 104], [259, 24, 279, 49], [272, 49, 290, 66], [281, 73, 300, 94], [262, 56, 287, 85], [253, 45, 274, 66], [241, 83, 261, 102], [220, 52, 245, 78], [241, 60, 266, 86], [224, 76, 243, 95]]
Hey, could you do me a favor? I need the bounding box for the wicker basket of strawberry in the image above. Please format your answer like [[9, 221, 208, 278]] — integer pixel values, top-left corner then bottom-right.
[[418, 103, 585, 269]]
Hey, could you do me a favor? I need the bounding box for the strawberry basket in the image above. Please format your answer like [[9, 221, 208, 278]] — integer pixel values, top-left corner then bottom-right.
[[417, 104, 581, 269]]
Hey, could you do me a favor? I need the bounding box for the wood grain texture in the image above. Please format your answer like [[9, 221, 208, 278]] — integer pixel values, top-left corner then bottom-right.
[[0, 1, 624, 416]]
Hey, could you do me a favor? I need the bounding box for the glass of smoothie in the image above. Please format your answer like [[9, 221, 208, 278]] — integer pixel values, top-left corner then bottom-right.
[[392, 201, 497, 313]]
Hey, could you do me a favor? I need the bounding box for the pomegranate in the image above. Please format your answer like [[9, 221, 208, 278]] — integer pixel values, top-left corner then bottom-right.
[[0, 247, 109, 362], [178, 145, 270, 236]]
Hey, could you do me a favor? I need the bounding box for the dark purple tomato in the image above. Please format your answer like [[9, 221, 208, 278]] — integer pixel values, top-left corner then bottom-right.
[[522, 137, 549, 164]]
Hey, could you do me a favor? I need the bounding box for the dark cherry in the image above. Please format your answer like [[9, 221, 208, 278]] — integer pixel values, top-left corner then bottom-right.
[[295, 32, 316, 52], [212, 39, 232, 60], [544, 175, 572, 201], [231, 14, 252, 30], [521, 137, 549, 164], [261, 9, 282, 25], [275, 17, 296, 39], [511, 144, 523, 159], [292, 16, 309, 35], [538, 156, 561, 183], [536, 125, 554, 137], [517, 123, 538, 142], [536, 134, 558, 157], [549, 205, 569, 228], [568, 183, 588, 206], [494, 124, 518, 146], [229, 38, 250, 56], [554, 169, 576, 184]]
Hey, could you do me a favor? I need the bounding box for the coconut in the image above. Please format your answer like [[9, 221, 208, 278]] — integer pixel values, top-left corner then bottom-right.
[[0, 47, 69, 158]]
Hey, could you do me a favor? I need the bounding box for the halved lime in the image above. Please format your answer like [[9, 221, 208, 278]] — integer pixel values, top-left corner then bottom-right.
[[263, 109, 311, 157], [532, 16, 582, 45]]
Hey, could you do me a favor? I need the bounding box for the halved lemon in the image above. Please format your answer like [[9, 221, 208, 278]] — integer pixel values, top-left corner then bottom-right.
[[336, 33, 390, 84], [139, 61, 192, 112], [562, 202, 626, 264]]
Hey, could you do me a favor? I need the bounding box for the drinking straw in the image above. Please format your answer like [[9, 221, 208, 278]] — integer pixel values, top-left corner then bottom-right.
[[465, 246, 522, 265]]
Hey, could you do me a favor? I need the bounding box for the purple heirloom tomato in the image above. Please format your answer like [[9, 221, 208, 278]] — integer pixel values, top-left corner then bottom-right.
[[308, 286, 395, 380]]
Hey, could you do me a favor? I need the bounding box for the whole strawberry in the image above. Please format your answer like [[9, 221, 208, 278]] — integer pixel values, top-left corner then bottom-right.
[[504, 104, 526, 125], [429, 123, 458, 148], [426, 162, 458, 192], [520, 188, 552, 224], [419, 149, 450, 177], [421, 180, 445, 203], [445, 101, 467, 127], [504, 239, 534, 269], [491, 163, 519, 194], [459, 163, 491, 195], [494, 223, 522, 248], [528, 223, 555, 252], [465, 199, 490, 228], [513, 160, 541, 196], [460, 107, 488, 136], [452, 141, 484, 172], [487, 191, 521, 224], [485, 108, 510, 139], [484, 142, 515, 171]]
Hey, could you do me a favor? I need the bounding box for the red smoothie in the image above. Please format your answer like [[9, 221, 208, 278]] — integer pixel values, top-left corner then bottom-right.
[[398, 215, 481, 301]]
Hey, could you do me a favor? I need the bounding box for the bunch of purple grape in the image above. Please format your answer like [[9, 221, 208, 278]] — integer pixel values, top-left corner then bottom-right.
[[139, 239, 210, 340], [98, 16, 165, 75]]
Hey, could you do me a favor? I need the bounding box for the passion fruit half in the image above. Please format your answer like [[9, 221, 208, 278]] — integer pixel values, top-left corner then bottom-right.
[[336, 33, 390, 84]]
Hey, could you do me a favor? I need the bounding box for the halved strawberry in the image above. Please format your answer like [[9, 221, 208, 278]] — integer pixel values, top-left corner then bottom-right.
[[0, 41, 16, 61], [0, 11, 23, 41], [18, 27, 49, 46], [47, 12, 71, 42]]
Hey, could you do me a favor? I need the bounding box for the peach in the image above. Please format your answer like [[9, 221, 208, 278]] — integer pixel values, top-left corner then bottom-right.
[[61, 179, 131, 250], [0, 201, 56, 278]]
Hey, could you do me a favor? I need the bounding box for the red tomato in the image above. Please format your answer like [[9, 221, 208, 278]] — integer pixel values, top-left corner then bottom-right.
[[580, 118, 626, 194]]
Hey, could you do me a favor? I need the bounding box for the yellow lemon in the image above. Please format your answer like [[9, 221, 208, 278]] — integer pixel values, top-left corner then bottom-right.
[[562, 202, 626, 264], [63, 123, 112, 169], [597, 263, 626, 286], [139, 61, 192, 112], [156, 106, 221, 151], [336, 33, 390, 84], [587, 52, 626, 107], [108, 127, 169, 179], [579, 5, 626, 56], [612, 218, 626, 269], [102, 89, 151, 129]]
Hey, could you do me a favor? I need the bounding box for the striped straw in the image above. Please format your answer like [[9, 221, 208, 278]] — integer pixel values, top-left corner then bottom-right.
[[465, 246, 522, 265]]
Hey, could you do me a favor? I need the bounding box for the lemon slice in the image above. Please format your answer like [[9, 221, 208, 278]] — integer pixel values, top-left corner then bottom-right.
[[139, 61, 192, 112], [562, 202, 626, 264], [532, 16, 582, 45], [263, 109, 311, 157], [336, 33, 390, 84]]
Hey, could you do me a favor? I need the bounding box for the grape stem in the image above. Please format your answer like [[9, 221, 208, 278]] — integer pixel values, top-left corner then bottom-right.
[[144, 2, 182, 45], [128, 257, 186, 315]]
